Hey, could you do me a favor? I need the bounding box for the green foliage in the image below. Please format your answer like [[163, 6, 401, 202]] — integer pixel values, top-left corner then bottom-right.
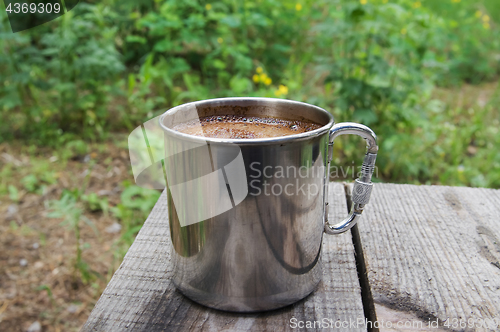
[[118, 0, 312, 123], [36, 284, 55, 306], [46, 172, 102, 284], [0, 2, 124, 144], [422, 0, 500, 85], [65, 140, 89, 157], [316, 0, 439, 127], [0, 0, 499, 188], [118, 185, 161, 212], [21, 174, 39, 192], [20, 171, 57, 194], [111, 183, 161, 255], [82, 192, 109, 214], [8, 184, 19, 202], [47, 190, 91, 283], [308, 0, 499, 186]]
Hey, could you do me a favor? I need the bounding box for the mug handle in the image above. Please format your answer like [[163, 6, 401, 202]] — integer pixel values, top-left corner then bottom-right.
[[324, 122, 378, 235]]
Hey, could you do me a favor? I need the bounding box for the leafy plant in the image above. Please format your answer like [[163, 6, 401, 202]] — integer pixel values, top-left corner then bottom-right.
[[0, 2, 124, 145], [21, 174, 39, 192], [82, 192, 109, 214], [422, 0, 500, 85], [46, 190, 93, 284], [111, 183, 161, 254], [45, 166, 102, 285], [8, 184, 20, 202], [36, 284, 56, 307]]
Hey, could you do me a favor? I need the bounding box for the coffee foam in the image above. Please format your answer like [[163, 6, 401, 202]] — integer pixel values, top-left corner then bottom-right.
[[173, 115, 322, 139]]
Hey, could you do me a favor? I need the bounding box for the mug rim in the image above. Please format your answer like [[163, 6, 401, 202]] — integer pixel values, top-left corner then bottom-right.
[[159, 97, 334, 145]]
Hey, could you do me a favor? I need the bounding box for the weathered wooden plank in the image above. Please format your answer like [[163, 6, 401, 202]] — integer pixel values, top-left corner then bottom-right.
[[355, 183, 500, 331], [82, 183, 365, 332]]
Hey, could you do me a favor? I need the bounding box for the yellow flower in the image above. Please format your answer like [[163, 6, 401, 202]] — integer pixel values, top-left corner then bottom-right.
[[264, 77, 272, 85], [259, 73, 267, 81], [205, 3, 212, 10], [475, 11, 482, 18], [483, 15, 490, 22], [217, 37, 223, 44], [483, 23, 490, 30], [360, 0, 367, 5], [275, 86, 288, 97], [278, 85, 288, 95], [401, 27, 407, 35], [253, 75, 260, 83], [256, 67, 263, 74], [413, 1, 421, 8], [295, 3, 302, 11], [383, 0, 388, 3]]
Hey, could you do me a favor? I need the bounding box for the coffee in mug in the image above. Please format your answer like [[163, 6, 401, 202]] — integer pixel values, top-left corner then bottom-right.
[[173, 115, 322, 139]]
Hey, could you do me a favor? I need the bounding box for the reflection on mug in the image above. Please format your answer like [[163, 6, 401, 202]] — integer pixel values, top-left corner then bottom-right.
[[128, 113, 249, 227]]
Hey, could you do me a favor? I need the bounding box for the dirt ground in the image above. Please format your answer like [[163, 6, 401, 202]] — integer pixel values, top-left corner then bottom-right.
[[0, 140, 137, 332]]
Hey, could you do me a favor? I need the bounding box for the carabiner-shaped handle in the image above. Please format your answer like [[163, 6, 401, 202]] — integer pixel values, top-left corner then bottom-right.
[[324, 122, 378, 235]]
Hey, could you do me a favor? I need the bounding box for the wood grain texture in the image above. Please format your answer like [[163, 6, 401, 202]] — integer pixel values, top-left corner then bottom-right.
[[356, 183, 500, 331], [82, 183, 365, 332]]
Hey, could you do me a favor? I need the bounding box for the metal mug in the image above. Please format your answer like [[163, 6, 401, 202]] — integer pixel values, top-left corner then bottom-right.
[[158, 97, 378, 312]]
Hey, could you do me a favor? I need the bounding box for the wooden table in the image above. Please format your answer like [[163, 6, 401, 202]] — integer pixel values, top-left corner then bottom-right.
[[82, 183, 500, 331]]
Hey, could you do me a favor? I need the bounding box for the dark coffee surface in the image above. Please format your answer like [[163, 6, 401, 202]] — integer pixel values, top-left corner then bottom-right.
[[173, 115, 322, 139]]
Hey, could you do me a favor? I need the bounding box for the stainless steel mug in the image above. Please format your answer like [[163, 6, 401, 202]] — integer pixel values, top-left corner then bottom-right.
[[159, 98, 378, 312]]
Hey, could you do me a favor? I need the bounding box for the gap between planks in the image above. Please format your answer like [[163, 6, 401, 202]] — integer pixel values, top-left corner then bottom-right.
[[344, 183, 379, 332], [354, 183, 500, 332]]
